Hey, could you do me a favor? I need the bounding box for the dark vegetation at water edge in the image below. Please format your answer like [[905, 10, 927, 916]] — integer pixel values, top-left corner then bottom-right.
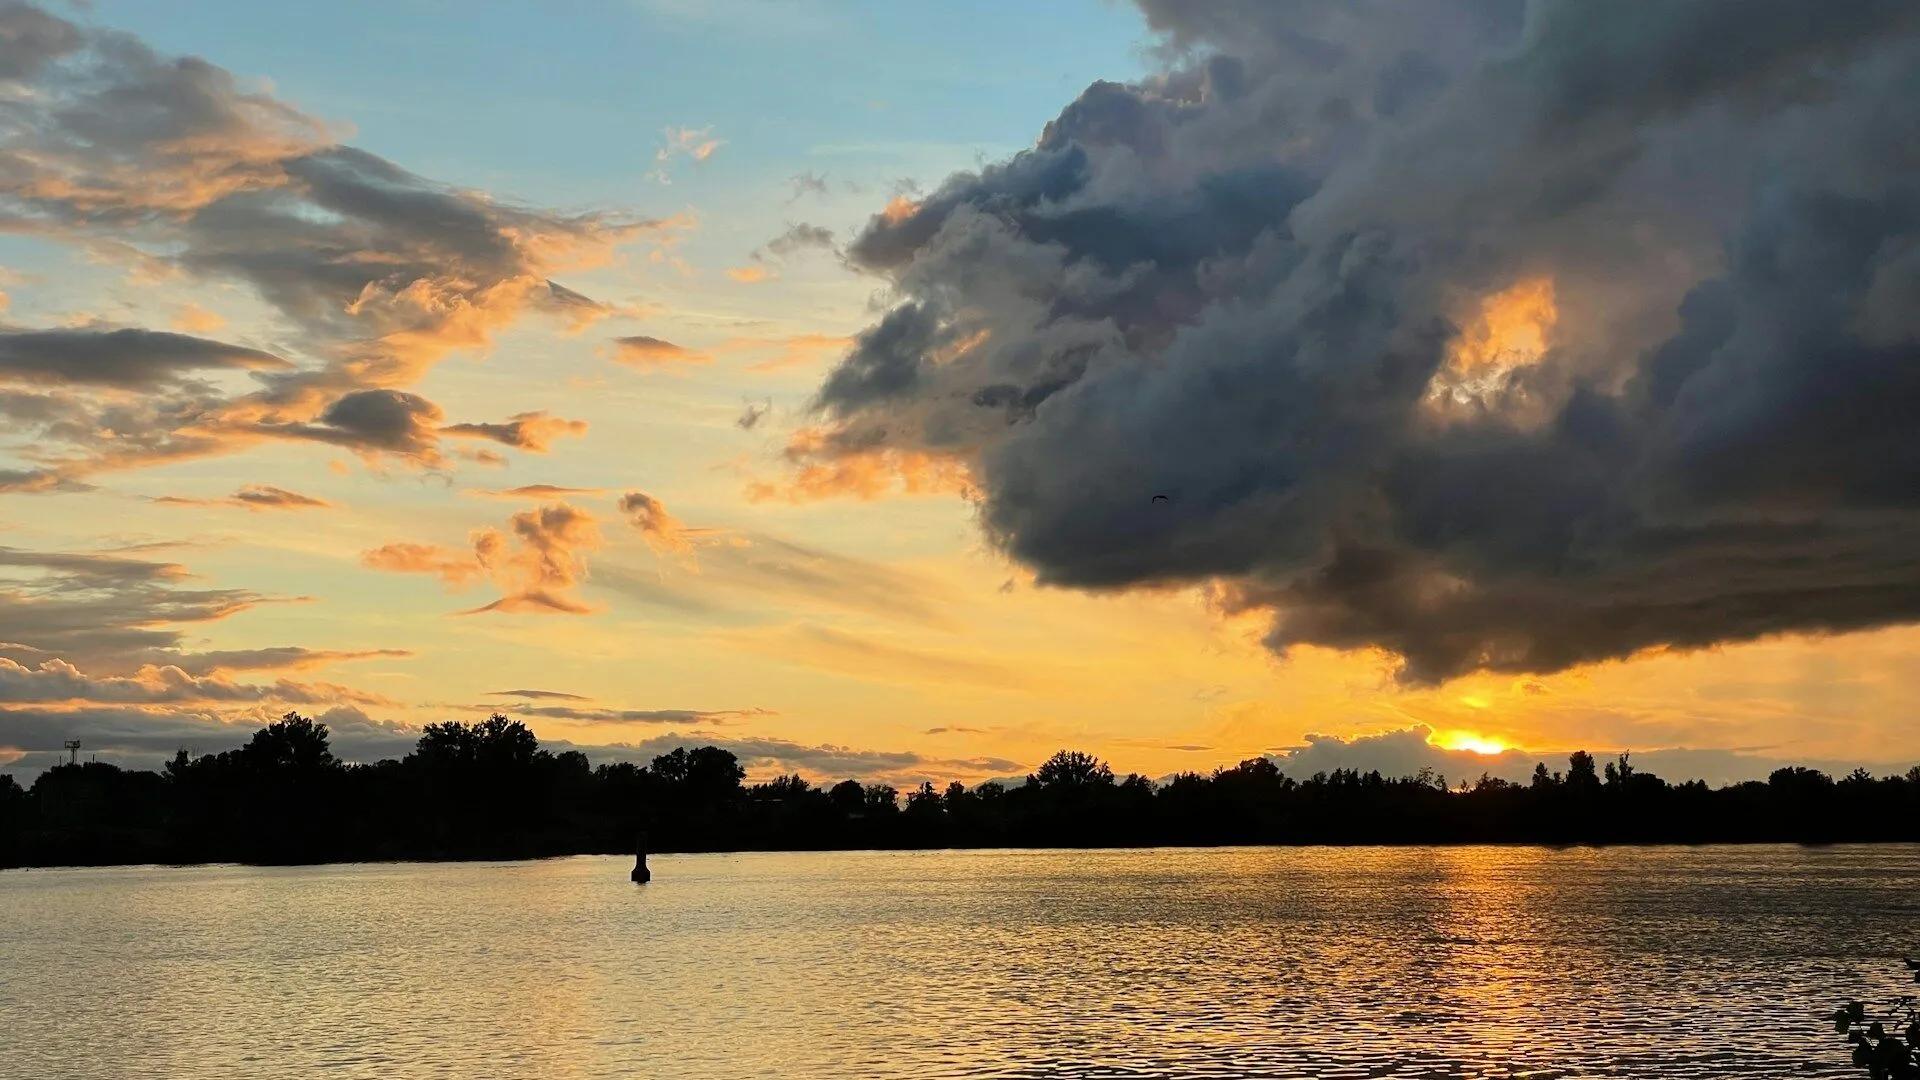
[[1830, 963, 1920, 1078], [4, 713, 1920, 868]]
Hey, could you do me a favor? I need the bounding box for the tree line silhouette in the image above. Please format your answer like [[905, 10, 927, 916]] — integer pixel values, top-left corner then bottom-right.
[[4, 712, 1920, 868]]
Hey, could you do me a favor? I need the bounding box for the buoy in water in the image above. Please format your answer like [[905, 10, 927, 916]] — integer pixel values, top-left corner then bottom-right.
[[631, 831, 651, 883]]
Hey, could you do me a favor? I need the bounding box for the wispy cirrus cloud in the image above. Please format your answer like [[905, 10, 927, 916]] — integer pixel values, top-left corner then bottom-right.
[[611, 334, 707, 369], [153, 484, 331, 511], [0, 546, 410, 686], [0, 657, 388, 707], [609, 332, 851, 375], [730, 624, 1032, 690], [496, 703, 773, 726], [647, 124, 723, 184], [465, 484, 609, 500], [486, 689, 591, 702], [603, 492, 956, 626]]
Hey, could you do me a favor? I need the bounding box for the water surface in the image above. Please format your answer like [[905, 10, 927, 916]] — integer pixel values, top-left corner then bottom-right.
[[4, 845, 1915, 1078]]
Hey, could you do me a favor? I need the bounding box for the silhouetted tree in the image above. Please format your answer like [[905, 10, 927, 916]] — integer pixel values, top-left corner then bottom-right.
[[1034, 750, 1113, 790], [246, 713, 337, 772], [827, 779, 866, 816], [862, 784, 900, 815], [6, 726, 1920, 868]]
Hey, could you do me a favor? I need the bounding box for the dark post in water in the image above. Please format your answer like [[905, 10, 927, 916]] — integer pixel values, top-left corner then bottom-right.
[[631, 832, 650, 883]]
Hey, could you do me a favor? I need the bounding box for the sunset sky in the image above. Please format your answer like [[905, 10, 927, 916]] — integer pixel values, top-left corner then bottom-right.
[[3, 0, 1917, 788]]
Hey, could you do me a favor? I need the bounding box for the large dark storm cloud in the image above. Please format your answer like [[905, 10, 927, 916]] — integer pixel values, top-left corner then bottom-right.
[[807, 0, 1920, 683]]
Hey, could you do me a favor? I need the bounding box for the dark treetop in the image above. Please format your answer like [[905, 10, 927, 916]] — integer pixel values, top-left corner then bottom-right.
[[5, 713, 1920, 868]]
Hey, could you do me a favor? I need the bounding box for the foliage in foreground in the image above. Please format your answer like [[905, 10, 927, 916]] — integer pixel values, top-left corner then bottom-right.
[[1831, 963, 1920, 1079], [5, 714, 1920, 867]]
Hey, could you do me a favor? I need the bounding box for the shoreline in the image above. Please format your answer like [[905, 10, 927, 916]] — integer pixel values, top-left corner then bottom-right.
[[9, 836, 1919, 874]]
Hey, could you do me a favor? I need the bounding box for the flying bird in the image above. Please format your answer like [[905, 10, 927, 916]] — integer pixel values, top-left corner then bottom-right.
[[1151, 494, 1170, 504]]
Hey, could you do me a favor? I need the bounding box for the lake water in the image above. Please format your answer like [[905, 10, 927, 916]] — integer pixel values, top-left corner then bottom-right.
[[3, 846, 1916, 1079]]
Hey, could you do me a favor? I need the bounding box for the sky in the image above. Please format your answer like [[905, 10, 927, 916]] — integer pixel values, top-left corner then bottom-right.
[[2, 0, 1918, 789]]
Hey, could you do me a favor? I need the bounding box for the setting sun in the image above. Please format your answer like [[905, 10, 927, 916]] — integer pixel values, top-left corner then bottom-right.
[[1434, 731, 1511, 756]]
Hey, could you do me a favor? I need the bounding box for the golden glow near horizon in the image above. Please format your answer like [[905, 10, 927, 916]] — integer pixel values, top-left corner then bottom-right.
[[1432, 731, 1512, 757], [3, 6, 1917, 791]]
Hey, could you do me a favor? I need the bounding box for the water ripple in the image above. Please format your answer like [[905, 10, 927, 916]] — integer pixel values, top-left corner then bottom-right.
[[2, 845, 1915, 1079]]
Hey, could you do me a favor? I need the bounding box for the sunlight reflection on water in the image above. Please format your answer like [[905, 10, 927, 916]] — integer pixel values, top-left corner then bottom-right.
[[3, 845, 1916, 1079]]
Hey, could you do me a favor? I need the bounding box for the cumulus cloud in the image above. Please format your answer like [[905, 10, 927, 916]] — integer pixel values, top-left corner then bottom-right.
[[362, 501, 603, 615], [0, 3, 659, 484], [794, 0, 1920, 683]]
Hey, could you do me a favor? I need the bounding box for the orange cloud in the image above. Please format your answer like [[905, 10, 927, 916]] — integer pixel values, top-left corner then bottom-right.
[[747, 427, 975, 503], [613, 332, 852, 373], [1427, 276, 1558, 407], [465, 484, 608, 500], [619, 491, 694, 555], [727, 265, 771, 284], [882, 195, 920, 225], [1446, 277, 1558, 375], [612, 335, 709, 369], [153, 485, 331, 511], [617, 490, 732, 558], [441, 411, 589, 452], [734, 333, 854, 373], [0, 657, 390, 707], [361, 502, 603, 616], [170, 304, 226, 333], [361, 542, 489, 587]]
